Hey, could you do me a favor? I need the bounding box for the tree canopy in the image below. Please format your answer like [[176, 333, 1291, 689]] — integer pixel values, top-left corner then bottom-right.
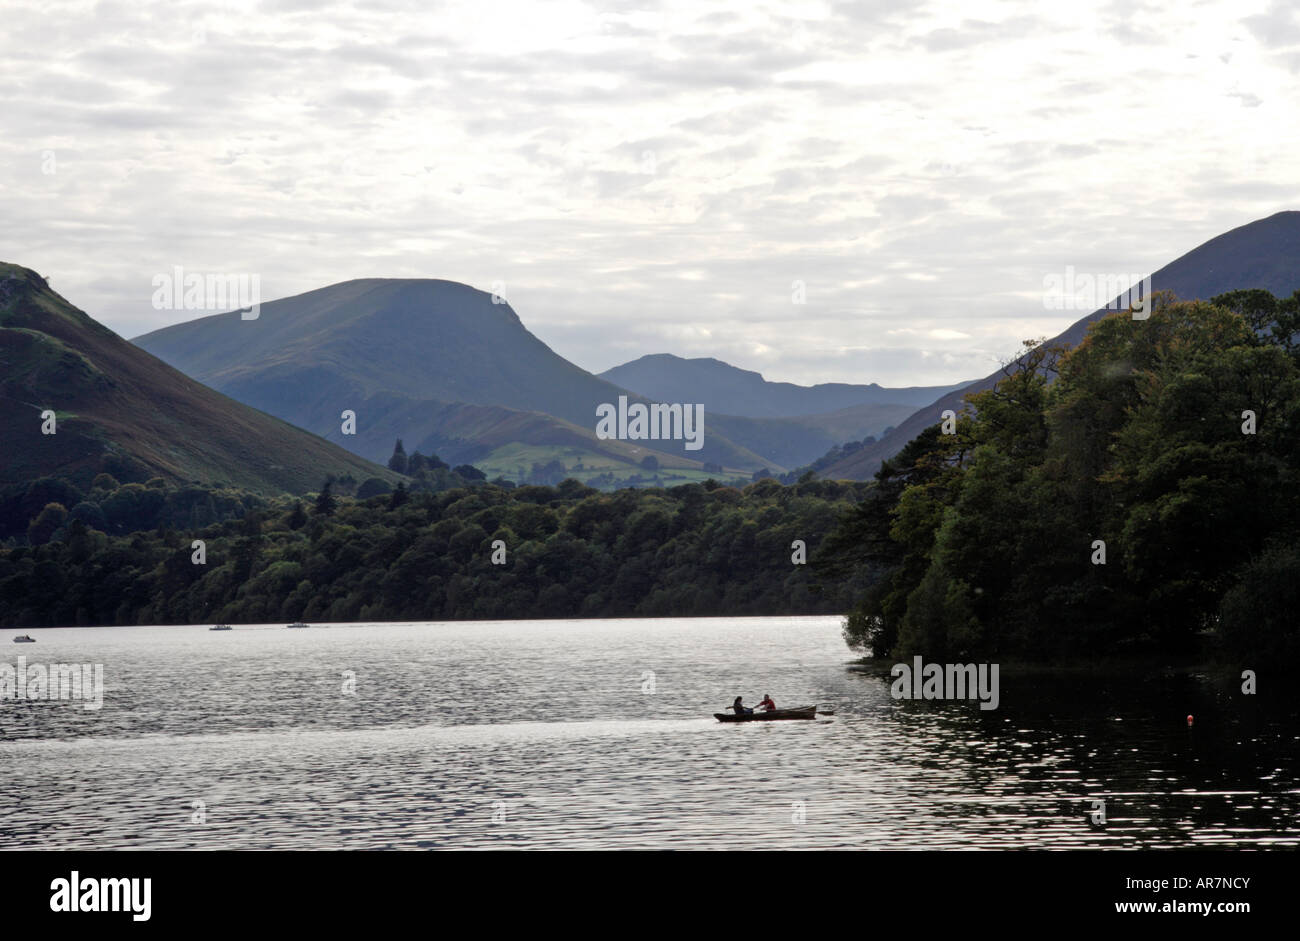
[[831, 290, 1300, 667]]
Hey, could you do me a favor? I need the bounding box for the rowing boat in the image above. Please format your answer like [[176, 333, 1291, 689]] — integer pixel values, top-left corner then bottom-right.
[[714, 704, 817, 722]]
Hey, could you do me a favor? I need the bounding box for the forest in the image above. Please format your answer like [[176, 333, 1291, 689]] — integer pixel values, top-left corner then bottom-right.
[[831, 289, 1300, 667], [0, 473, 872, 626]]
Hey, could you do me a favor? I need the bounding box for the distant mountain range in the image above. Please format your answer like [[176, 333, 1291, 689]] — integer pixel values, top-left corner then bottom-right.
[[134, 279, 927, 483], [77, 210, 1299, 490], [0, 263, 397, 494], [601, 354, 971, 416], [820, 210, 1300, 479]]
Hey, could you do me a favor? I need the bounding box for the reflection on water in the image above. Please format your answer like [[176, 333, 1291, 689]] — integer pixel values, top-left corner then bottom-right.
[[1, 617, 1295, 849]]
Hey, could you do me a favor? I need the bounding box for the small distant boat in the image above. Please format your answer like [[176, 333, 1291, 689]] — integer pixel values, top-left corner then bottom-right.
[[209, 624, 232, 631], [714, 704, 818, 723], [286, 622, 310, 629], [12, 634, 36, 643]]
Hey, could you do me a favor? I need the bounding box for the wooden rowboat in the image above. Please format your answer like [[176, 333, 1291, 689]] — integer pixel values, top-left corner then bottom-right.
[[714, 704, 817, 722]]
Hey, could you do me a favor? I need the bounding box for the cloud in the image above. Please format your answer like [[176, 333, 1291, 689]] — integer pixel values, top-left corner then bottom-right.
[[1243, 0, 1300, 47], [0, 0, 1296, 388]]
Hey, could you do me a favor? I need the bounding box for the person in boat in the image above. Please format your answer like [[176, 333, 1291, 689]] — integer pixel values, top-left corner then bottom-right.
[[757, 694, 776, 712], [731, 696, 752, 715]]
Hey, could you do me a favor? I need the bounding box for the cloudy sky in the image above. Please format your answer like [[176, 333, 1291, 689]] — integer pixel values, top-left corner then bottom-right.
[[2, 0, 1297, 386]]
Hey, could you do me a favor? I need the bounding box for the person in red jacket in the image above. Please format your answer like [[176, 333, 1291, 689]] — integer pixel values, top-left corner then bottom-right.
[[757, 694, 776, 712]]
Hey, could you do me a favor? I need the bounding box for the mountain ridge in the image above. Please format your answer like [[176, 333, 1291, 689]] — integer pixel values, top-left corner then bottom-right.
[[600, 352, 973, 417], [821, 210, 1300, 480], [0, 263, 399, 494], [133, 279, 890, 476]]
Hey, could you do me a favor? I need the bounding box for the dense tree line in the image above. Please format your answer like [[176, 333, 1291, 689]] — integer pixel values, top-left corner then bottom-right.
[[828, 290, 1300, 666], [0, 476, 872, 627], [0, 474, 267, 543], [0, 455, 494, 545]]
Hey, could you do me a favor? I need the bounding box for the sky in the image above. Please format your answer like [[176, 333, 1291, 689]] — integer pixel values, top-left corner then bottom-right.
[[2, 0, 1297, 387]]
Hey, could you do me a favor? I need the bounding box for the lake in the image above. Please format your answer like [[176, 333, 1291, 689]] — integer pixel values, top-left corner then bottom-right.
[[1, 616, 1296, 849]]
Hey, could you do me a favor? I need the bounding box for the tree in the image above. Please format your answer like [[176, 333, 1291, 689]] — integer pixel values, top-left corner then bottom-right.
[[69, 501, 108, 531], [357, 477, 393, 500], [640, 455, 660, 471], [315, 481, 337, 517], [286, 501, 308, 529], [556, 478, 595, 500], [388, 440, 408, 475], [833, 292, 1300, 662], [27, 503, 68, 545], [388, 482, 410, 510], [1219, 540, 1300, 665], [99, 483, 165, 533]]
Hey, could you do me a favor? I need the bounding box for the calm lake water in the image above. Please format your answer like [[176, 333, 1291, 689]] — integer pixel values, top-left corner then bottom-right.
[[1, 616, 1296, 849]]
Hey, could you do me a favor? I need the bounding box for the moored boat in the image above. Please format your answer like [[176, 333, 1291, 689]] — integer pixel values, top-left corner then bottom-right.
[[209, 624, 232, 631], [12, 634, 36, 643], [286, 621, 310, 629], [714, 704, 818, 722]]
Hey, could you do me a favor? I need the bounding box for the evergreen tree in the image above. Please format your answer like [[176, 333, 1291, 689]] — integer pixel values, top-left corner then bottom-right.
[[388, 439, 409, 475], [315, 481, 337, 517], [388, 482, 410, 510]]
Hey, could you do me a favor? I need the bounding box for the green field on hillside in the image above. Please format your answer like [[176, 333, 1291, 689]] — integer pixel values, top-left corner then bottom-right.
[[474, 442, 748, 489]]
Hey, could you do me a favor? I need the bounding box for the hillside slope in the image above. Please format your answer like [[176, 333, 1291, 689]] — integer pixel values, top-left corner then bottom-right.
[[0, 263, 399, 494], [823, 210, 1300, 479], [134, 279, 776, 472]]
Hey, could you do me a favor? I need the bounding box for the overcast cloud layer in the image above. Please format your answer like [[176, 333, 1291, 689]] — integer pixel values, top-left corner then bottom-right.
[[2, 0, 1297, 386]]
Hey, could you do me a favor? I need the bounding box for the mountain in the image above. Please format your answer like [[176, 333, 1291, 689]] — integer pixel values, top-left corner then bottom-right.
[[324, 390, 772, 483], [821, 210, 1300, 480], [600, 354, 972, 417], [133, 279, 781, 475], [137, 279, 621, 425], [0, 263, 398, 494], [689, 402, 919, 471]]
